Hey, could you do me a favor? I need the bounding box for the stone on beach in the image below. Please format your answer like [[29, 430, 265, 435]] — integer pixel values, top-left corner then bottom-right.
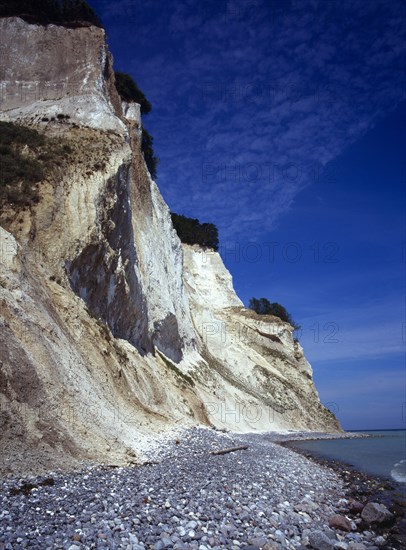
[[347, 543, 367, 550], [361, 502, 393, 524], [328, 514, 353, 532], [309, 529, 336, 550], [348, 499, 364, 514]]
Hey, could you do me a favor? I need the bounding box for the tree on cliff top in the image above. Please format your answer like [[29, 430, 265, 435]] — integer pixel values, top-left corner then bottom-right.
[[114, 72, 152, 115], [114, 73, 156, 176], [0, 0, 102, 27], [249, 298, 300, 330], [141, 127, 159, 179], [171, 213, 219, 251]]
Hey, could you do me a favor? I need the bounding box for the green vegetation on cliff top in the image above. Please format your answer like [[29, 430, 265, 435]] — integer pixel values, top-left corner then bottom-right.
[[0, 0, 102, 27]]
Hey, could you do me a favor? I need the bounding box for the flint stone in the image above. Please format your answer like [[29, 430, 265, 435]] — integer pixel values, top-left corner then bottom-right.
[[248, 537, 268, 547], [309, 530, 335, 550], [374, 536, 385, 546], [348, 499, 364, 514], [361, 502, 393, 524], [295, 499, 319, 513], [328, 514, 353, 532]]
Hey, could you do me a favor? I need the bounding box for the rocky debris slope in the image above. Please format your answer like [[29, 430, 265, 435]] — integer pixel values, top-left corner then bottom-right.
[[0, 429, 397, 550], [1, 15, 340, 476]]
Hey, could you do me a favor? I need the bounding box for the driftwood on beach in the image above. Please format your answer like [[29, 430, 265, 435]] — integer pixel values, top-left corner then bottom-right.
[[210, 445, 249, 456]]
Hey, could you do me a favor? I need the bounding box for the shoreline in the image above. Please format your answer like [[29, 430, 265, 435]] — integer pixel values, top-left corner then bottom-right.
[[257, 430, 372, 442], [278, 437, 406, 549]]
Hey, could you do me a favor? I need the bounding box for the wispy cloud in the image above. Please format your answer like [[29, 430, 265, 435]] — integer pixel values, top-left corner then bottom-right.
[[97, 0, 405, 239]]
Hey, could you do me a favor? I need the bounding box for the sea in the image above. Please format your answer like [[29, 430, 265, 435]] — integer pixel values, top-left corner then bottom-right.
[[291, 430, 406, 483]]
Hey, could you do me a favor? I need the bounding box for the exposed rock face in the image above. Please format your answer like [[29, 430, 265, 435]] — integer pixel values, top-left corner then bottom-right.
[[0, 17, 124, 131], [0, 16, 341, 476]]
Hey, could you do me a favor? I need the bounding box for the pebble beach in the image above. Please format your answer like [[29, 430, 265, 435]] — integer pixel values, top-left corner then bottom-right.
[[0, 428, 404, 550]]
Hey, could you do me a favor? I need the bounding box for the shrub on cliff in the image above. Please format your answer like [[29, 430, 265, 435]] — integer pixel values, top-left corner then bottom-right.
[[61, 0, 100, 26], [249, 298, 300, 329], [0, 147, 44, 185], [0, 122, 45, 149], [0, 124, 44, 205], [114, 72, 152, 115], [141, 127, 159, 179], [0, 0, 102, 27], [0, 121, 73, 207], [171, 213, 219, 251]]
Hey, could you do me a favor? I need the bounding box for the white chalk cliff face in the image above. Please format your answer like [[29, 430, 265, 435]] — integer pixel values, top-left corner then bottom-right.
[[182, 246, 337, 432], [0, 17, 341, 476]]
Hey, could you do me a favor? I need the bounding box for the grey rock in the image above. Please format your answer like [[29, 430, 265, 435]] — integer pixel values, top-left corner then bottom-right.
[[361, 502, 393, 524], [309, 530, 336, 550], [348, 499, 364, 514], [328, 514, 353, 532], [336, 499, 349, 508], [374, 536, 386, 546], [295, 502, 319, 513], [247, 537, 268, 547]]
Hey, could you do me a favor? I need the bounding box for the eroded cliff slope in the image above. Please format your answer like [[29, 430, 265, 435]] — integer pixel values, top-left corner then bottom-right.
[[0, 16, 340, 476]]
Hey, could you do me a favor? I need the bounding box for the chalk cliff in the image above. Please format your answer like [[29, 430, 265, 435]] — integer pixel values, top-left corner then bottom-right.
[[0, 17, 341, 476]]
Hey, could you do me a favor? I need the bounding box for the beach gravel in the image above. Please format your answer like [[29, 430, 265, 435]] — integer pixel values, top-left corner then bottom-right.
[[0, 429, 398, 549]]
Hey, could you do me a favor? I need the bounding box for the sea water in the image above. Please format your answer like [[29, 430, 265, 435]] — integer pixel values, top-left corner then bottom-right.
[[291, 430, 406, 482]]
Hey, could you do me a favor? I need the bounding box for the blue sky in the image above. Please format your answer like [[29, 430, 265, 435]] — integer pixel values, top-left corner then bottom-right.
[[92, 0, 405, 430]]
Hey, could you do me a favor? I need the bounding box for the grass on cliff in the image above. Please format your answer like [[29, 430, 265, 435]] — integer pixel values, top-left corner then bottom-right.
[[156, 349, 195, 388], [0, 121, 73, 207]]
